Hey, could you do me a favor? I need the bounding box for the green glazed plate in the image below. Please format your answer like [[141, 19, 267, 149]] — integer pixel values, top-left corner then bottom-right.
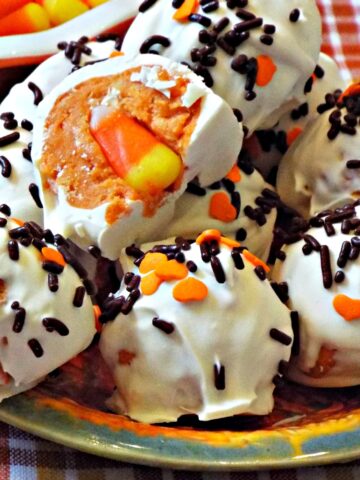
[[0, 347, 360, 471]]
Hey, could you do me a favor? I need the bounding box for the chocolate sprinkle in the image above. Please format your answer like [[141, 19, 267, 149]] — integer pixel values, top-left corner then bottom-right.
[[152, 317, 175, 334], [8, 240, 19, 261], [140, 35, 171, 54], [0, 131, 20, 147], [13, 307, 26, 333], [73, 286, 86, 307], [289, 8, 300, 22], [28, 339, 44, 358], [139, 0, 158, 12], [28, 183, 43, 209], [42, 317, 69, 336], [0, 155, 11, 178], [334, 271, 345, 283], [337, 240, 351, 268], [320, 245, 332, 289], [121, 289, 141, 315], [48, 273, 59, 293], [189, 13, 212, 27], [254, 265, 266, 280], [28, 82, 43, 106], [42, 261, 64, 275], [347, 159, 360, 169], [214, 363, 226, 390], [231, 247, 244, 269], [186, 260, 198, 272], [0, 204, 11, 216], [210, 255, 226, 283], [270, 328, 292, 346], [21, 119, 33, 131]]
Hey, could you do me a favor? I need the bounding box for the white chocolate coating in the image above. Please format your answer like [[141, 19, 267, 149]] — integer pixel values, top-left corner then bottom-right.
[[0, 40, 116, 225], [0, 217, 96, 401], [32, 54, 243, 260], [162, 168, 276, 261], [272, 205, 360, 387], [122, 0, 321, 134], [100, 237, 293, 423], [246, 53, 347, 179], [277, 87, 360, 218]]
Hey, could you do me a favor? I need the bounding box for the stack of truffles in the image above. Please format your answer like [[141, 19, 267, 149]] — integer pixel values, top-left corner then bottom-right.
[[0, 0, 359, 424]]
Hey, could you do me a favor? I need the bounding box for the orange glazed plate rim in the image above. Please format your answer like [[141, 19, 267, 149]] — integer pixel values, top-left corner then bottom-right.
[[0, 388, 360, 470]]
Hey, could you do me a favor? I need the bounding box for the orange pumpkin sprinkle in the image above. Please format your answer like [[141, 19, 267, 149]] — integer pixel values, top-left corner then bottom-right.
[[109, 51, 124, 58], [173, 277, 208, 303], [209, 192, 237, 223], [41, 247, 66, 267], [220, 236, 241, 249], [140, 272, 162, 296], [155, 259, 188, 281], [226, 164, 242, 183], [173, 0, 198, 21], [11, 218, 24, 226], [308, 346, 336, 378], [139, 252, 167, 274], [286, 127, 303, 146], [93, 305, 102, 332], [242, 249, 270, 273], [118, 349, 136, 366], [338, 82, 360, 103], [196, 229, 221, 245], [333, 294, 360, 322], [256, 55, 277, 87]]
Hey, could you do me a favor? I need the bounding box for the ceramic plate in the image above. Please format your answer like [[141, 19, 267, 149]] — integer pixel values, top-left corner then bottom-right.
[[0, 346, 360, 471]]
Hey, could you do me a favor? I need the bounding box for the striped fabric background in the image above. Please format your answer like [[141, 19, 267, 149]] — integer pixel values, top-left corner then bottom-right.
[[318, 0, 360, 81], [0, 0, 359, 478]]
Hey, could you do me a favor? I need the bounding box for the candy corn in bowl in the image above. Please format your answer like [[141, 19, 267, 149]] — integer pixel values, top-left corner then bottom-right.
[[0, 0, 141, 100]]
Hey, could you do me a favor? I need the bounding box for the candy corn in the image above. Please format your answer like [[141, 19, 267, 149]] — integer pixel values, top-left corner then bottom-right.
[[91, 110, 182, 195], [82, 0, 108, 6], [0, 3, 50, 36], [40, 0, 89, 26], [0, 0, 33, 19]]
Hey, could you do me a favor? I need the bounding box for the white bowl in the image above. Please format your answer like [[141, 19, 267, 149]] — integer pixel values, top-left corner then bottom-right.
[[0, 0, 141, 68]]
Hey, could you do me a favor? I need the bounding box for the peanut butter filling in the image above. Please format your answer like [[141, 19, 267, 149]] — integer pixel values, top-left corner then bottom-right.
[[38, 67, 201, 223], [0, 279, 6, 305]]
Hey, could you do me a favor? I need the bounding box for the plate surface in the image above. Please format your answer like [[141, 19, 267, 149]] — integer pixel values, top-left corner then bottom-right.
[[0, 346, 360, 471]]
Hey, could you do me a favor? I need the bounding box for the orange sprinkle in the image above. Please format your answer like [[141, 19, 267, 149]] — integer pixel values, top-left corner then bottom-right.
[[308, 346, 336, 378], [93, 305, 102, 332], [67, 354, 85, 369], [173, 277, 208, 303], [333, 294, 360, 322], [256, 55, 277, 87], [41, 247, 66, 267], [220, 236, 241, 249], [196, 229, 221, 245], [173, 0, 198, 21], [155, 259, 188, 281], [139, 252, 167, 274], [209, 192, 237, 223], [11, 218, 24, 226], [338, 82, 360, 102], [109, 51, 124, 58], [118, 349, 136, 366], [0, 364, 10, 385], [242, 249, 270, 273], [226, 164, 242, 183], [140, 272, 162, 296], [287, 127, 303, 146]]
